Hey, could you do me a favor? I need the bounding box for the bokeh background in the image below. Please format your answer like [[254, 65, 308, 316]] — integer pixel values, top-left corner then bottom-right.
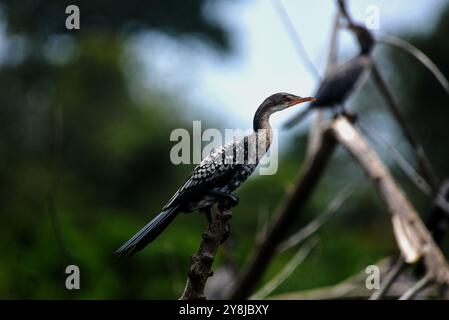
[[0, 0, 448, 299]]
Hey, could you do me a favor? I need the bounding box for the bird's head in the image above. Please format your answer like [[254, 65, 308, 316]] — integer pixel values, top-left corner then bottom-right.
[[254, 92, 315, 131], [347, 23, 375, 54], [260, 92, 316, 114]]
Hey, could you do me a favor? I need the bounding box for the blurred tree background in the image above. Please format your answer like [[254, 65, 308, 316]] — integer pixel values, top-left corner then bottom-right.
[[0, 0, 447, 299]]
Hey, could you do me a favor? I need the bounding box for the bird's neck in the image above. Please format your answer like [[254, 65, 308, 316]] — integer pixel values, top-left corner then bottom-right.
[[253, 111, 273, 151], [253, 106, 272, 131]]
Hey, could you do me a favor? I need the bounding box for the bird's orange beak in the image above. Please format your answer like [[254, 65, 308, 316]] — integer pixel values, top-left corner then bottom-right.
[[289, 96, 316, 106]]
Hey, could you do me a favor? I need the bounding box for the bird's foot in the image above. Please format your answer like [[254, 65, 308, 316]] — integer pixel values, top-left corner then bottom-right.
[[224, 194, 239, 207], [209, 190, 239, 208]]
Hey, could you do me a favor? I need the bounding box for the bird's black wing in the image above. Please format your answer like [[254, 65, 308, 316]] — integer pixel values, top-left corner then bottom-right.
[[162, 141, 239, 210], [284, 56, 371, 129], [311, 55, 371, 107]]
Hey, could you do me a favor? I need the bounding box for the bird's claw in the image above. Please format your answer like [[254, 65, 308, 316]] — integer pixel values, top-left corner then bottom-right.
[[226, 194, 239, 207], [209, 190, 239, 208]]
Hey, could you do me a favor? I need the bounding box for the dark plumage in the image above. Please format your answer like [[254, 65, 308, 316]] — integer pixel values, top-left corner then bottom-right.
[[115, 92, 315, 257], [283, 24, 375, 129]]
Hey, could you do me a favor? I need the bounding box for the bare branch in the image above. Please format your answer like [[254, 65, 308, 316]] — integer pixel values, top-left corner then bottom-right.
[[48, 104, 71, 263], [377, 34, 449, 96], [399, 273, 433, 300], [270, 258, 398, 299], [358, 117, 431, 195], [255, 206, 269, 244], [331, 117, 449, 287], [337, 0, 353, 25], [325, 8, 342, 74], [371, 64, 440, 194], [271, 0, 321, 79], [428, 180, 449, 245], [180, 202, 233, 300], [370, 258, 406, 300], [270, 257, 436, 300], [278, 184, 353, 253], [250, 238, 319, 300]]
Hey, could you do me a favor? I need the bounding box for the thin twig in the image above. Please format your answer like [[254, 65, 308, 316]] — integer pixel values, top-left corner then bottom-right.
[[337, 0, 353, 25], [325, 6, 342, 73], [271, 0, 321, 79], [306, 8, 341, 160], [255, 206, 269, 244], [426, 180, 449, 245], [358, 117, 431, 195], [377, 34, 449, 96], [180, 201, 233, 300], [278, 184, 353, 252], [398, 273, 433, 300], [48, 105, 71, 263], [250, 238, 319, 300], [371, 63, 440, 194], [269, 258, 402, 299], [370, 258, 407, 300], [332, 117, 449, 287]]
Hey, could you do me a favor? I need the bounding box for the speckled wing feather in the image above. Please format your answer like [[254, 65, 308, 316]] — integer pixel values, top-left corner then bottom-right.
[[162, 138, 243, 210]]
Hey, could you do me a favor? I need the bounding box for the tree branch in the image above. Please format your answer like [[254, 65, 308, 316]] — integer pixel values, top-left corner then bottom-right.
[[250, 238, 318, 300], [277, 184, 353, 253], [331, 117, 449, 287], [370, 257, 406, 300], [357, 117, 432, 195], [337, 0, 353, 25], [370, 65, 440, 193], [377, 34, 449, 96], [398, 273, 433, 300], [48, 104, 71, 263], [180, 202, 233, 300], [271, 0, 320, 79], [426, 180, 449, 245]]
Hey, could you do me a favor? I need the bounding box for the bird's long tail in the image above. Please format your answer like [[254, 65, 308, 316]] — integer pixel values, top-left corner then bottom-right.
[[115, 205, 180, 257], [283, 107, 312, 129]]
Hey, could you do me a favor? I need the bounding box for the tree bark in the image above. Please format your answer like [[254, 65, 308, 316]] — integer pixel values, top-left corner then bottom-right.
[[180, 202, 232, 300]]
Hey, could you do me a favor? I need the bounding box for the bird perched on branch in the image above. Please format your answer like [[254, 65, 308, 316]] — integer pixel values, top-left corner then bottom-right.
[[115, 92, 315, 256], [283, 23, 375, 129]]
